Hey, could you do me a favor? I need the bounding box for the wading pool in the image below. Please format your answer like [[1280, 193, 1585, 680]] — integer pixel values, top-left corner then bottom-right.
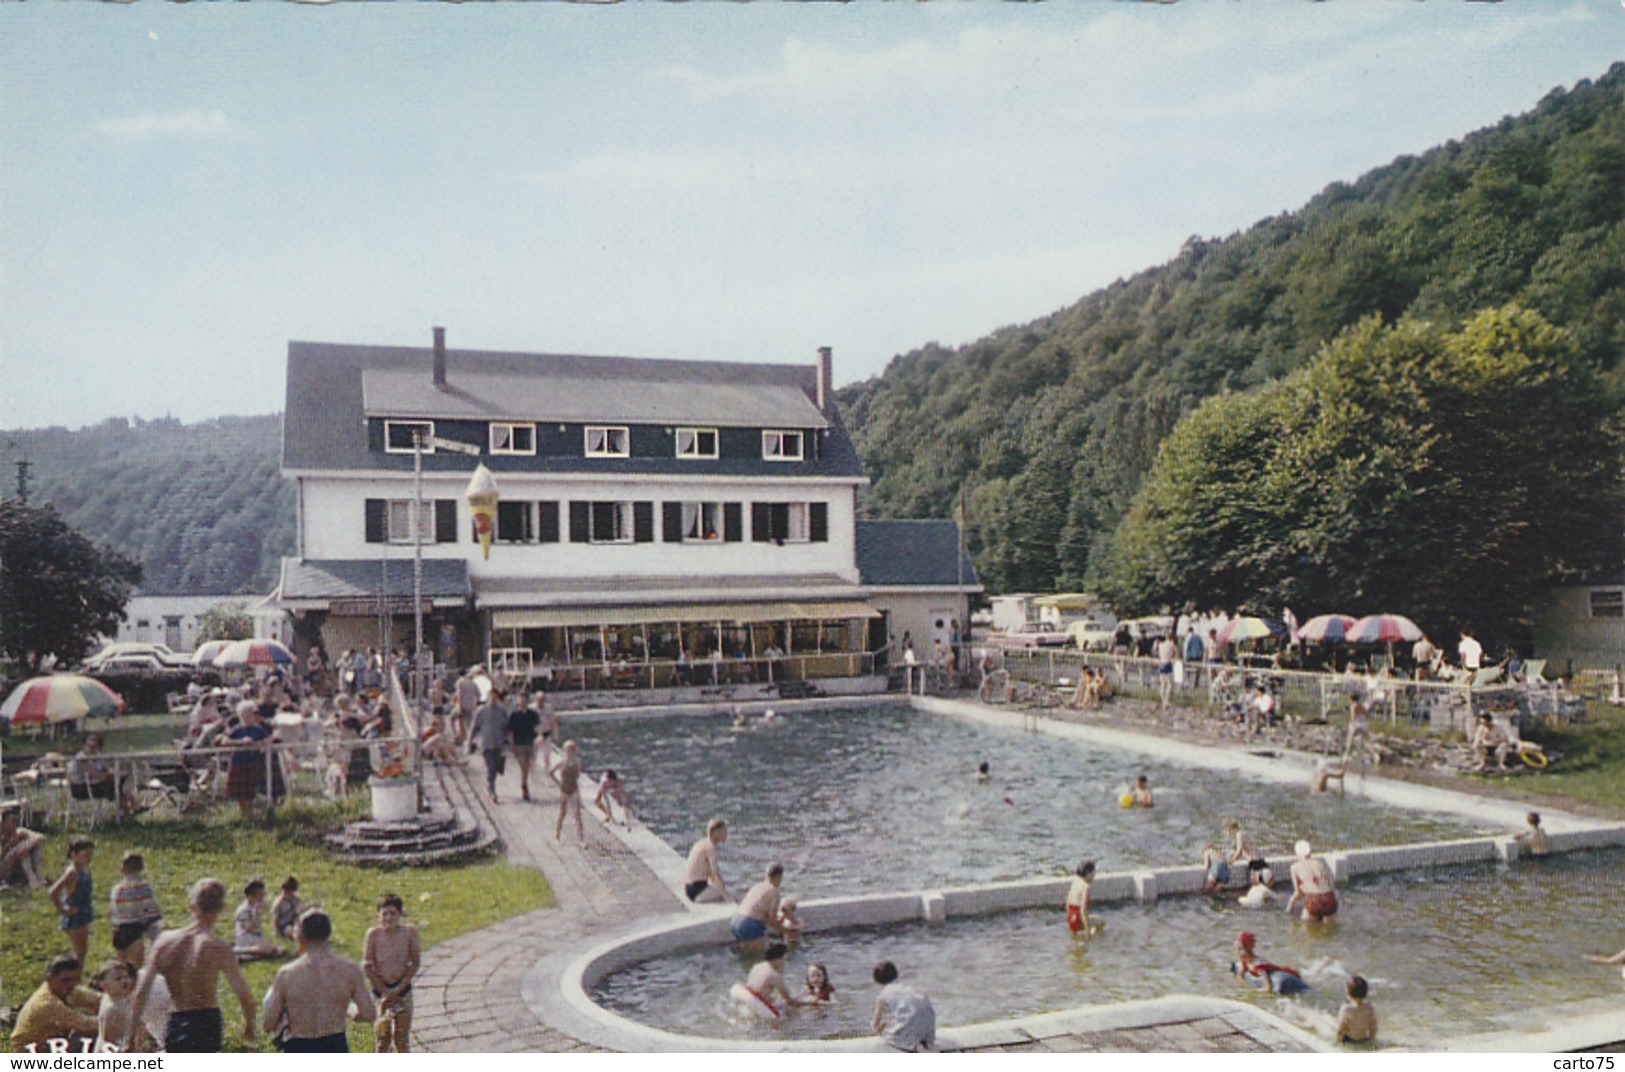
[[566, 704, 1484, 897], [591, 848, 1625, 1045]]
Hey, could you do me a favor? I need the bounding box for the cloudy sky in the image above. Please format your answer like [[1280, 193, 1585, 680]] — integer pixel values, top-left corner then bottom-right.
[[2, 2, 1621, 430]]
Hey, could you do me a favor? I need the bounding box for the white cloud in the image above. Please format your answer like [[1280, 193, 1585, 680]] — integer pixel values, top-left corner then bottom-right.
[[94, 109, 236, 142]]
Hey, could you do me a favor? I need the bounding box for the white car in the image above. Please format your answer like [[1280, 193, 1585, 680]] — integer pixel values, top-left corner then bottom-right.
[[82, 643, 193, 673]]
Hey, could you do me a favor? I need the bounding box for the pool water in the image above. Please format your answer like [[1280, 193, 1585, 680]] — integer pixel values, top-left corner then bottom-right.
[[565, 704, 1482, 897], [591, 849, 1625, 1044]]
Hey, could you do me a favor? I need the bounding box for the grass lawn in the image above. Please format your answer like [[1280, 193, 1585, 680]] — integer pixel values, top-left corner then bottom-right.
[[1, 801, 552, 1052], [1512, 701, 1625, 810]]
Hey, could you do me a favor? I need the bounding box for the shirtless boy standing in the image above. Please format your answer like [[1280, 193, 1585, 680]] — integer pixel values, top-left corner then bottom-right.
[[128, 878, 257, 1053], [684, 819, 732, 904], [261, 912, 374, 1052], [363, 893, 421, 1053]]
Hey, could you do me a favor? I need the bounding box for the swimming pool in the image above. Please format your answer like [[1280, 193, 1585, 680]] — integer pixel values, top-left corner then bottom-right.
[[590, 848, 1625, 1045], [565, 704, 1483, 897]]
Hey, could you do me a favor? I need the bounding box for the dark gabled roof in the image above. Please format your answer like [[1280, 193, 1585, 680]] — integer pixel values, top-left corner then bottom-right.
[[278, 558, 471, 602], [282, 339, 864, 479], [856, 520, 981, 589]]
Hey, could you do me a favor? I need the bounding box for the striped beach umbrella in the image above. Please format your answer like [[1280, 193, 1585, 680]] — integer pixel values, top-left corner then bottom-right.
[[0, 675, 126, 725], [212, 639, 296, 669], [193, 639, 232, 667], [1295, 614, 1358, 644], [1215, 616, 1286, 647], [1347, 614, 1424, 645]]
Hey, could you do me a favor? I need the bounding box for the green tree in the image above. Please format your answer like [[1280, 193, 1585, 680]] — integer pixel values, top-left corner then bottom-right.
[[1095, 306, 1624, 650], [0, 500, 143, 672], [196, 600, 254, 644]]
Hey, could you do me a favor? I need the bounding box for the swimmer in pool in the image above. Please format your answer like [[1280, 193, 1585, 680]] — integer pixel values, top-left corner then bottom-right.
[[1129, 775, 1154, 808], [975, 761, 990, 784], [731, 862, 786, 949], [1231, 930, 1309, 995], [1584, 944, 1625, 977], [1516, 811, 1550, 857], [732, 943, 798, 1020], [1065, 860, 1095, 936], [777, 896, 803, 943], [1200, 844, 1231, 894], [1335, 975, 1378, 1043], [803, 963, 834, 1004], [1287, 840, 1338, 922], [1237, 860, 1277, 908], [731, 707, 749, 732]]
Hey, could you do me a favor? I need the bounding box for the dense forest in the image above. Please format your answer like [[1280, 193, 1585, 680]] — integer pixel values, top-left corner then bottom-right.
[[5, 415, 294, 596], [838, 64, 1625, 598]]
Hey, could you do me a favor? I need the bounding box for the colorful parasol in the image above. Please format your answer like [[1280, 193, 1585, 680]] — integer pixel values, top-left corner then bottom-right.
[[1, 674, 126, 725], [193, 640, 232, 667], [1347, 614, 1424, 645], [212, 639, 296, 668], [1215, 616, 1285, 647], [1295, 613, 1358, 644]]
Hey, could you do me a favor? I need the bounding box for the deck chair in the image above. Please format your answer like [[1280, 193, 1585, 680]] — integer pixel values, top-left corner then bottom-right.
[[1471, 667, 1505, 687], [1523, 659, 1547, 685]]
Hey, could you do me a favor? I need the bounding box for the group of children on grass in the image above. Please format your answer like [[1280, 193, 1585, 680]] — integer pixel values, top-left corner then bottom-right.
[[21, 837, 420, 1053]]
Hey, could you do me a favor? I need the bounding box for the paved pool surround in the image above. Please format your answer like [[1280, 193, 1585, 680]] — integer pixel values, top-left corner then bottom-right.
[[540, 694, 1625, 1052]]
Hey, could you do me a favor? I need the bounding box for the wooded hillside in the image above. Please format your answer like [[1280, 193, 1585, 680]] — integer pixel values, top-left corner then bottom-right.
[[838, 63, 1625, 597], [5, 414, 294, 595]]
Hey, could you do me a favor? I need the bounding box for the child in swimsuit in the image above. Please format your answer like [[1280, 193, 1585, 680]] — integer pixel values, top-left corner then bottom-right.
[[51, 839, 96, 965], [1065, 860, 1095, 935], [1231, 931, 1309, 995], [804, 963, 835, 1004]]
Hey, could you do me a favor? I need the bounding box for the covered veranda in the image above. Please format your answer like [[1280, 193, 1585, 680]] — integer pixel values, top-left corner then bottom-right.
[[488, 599, 879, 692]]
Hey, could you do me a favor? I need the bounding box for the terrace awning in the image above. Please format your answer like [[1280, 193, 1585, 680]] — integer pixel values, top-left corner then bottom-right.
[[491, 600, 877, 631]]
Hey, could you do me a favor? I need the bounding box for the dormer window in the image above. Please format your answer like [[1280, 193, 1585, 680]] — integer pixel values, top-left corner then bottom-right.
[[490, 422, 536, 456], [675, 428, 718, 459], [585, 426, 630, 458], [762, 430, 803, 461], [385, 420, 434, 454]]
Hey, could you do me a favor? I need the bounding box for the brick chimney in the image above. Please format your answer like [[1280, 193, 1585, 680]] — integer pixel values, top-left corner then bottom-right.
[[816, 346, 833, 416], [432, 326, 447, 386]]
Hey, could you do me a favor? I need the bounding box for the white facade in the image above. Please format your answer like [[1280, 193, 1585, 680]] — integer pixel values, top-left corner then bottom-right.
[[297, 473, 862, 587], [113, 594, 291, 652]]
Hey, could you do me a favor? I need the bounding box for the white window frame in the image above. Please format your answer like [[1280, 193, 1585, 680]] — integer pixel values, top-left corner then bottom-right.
[[675, 427, 719, 459], [590, 501, 635, 544], [1589, 588, 1624, 619], [784, 502, 810, 543], [386, 500, 436, 545], [762, 430, 804, 461], [681, 502, 724, 543], [490, 422, 536, 456], [585, 426, 630, 458], [384, 420, 435, 455]]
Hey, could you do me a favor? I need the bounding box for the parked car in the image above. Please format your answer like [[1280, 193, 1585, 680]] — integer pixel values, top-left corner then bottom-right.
[[81, 643, 193, 673], [1067, 621, 1116, 651]]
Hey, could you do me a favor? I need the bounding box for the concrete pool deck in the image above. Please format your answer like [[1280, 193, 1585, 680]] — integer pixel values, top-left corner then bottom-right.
[[408, 693, 1625, 1053]]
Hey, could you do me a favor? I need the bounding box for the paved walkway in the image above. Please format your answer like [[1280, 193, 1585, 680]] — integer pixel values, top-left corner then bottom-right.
[[410, 750, 679, 1052], [407, 710, 1316, 1054]]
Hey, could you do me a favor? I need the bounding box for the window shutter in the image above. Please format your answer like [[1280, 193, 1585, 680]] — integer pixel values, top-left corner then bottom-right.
[[662, 502, 683, 543], [751, 503, 771, 543], [634, 501, 655, 543], [569, 502, 590, 544], [723, 503, 743, 543], [435, 500, 456, 543], [769, 503, 790, 543], [538, 501, 560, 544], [809, 502, 828, 543], [365, 499, 386, 544]]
